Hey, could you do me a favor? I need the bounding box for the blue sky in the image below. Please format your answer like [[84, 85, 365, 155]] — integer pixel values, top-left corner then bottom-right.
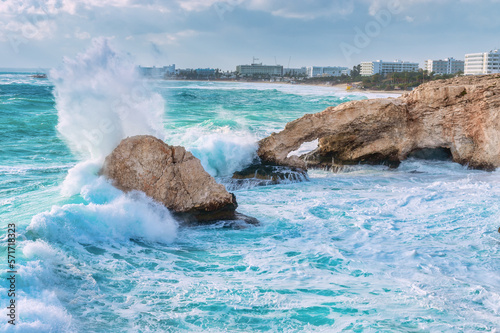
[[0, 0, 499, 70]]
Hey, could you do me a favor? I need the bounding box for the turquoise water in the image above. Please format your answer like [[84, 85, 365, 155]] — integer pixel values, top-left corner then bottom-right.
[[1, 71, 500, 332]]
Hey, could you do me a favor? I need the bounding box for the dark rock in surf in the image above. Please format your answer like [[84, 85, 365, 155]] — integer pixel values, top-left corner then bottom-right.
[[102, 135, 258, 225], [232, 160, 308, 187]]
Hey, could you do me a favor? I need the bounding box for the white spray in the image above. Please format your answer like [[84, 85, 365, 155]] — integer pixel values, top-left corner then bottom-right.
[[22, 40, 176, 330], [51, 38, 166, 162], [51, 38, 166, 195]]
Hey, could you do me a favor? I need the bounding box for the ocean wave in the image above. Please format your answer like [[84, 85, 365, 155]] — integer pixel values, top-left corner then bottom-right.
[[6, 68, 500, 332], [166, 123, 258, 178], [0, 290, 73, 332], [158, 81, 401, 99], [0, 75, 53, 87], [0, 164, 74, 175], [189, 132, 258, 177], [28, 177, 178, 245]]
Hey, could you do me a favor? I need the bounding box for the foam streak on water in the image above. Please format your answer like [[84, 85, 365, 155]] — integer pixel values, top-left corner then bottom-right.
[[1, 75, 499, 332]]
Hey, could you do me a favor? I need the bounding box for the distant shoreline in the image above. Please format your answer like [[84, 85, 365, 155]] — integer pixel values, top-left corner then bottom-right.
[[163, 78, 403, 96], [281, 81, 404, 96]]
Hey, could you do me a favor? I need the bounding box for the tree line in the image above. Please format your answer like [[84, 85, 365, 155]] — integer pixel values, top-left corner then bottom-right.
[[302, 65, 462, 91]]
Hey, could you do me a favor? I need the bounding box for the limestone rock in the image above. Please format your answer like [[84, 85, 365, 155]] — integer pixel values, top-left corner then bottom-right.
[[258, 74, 500, 171], [102, 135, 257, 224]]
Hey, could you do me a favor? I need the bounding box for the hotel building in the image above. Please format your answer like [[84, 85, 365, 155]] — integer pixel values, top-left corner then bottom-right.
[[464, 50, 500, 75], [360, 60, 419, 76], [425, 58, 464, 75], [138, 65, 176, 78], [236, 64, 283, 76], [306, 66, 350, 78], [283, 67, 308, 76]]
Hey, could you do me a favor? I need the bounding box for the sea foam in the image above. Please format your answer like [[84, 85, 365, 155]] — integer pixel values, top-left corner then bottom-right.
[[186, 127, 258, 177], [26, 39, 178, 250], [28, 178, 178, 245], [51, 38, 166, 162], [6, 72, 500, 331], [50, 38, 167, 196]]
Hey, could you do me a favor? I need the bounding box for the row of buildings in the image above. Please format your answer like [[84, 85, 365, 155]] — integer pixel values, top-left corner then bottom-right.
[[358, 58, 466, 76], [139, 49, 500, 79], [138, 65, 219, 78], [234, 48, 500, 78], [235, 63, 351, 78], [138, 65, 176, 78], [236, 49, 499, 78], [139, 63, 352, 79], [358, 49, 500, 76], [425, 50, 500, 76]]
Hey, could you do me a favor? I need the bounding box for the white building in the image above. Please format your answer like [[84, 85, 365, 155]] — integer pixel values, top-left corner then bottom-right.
[[236, 63, 283, 76], [138, 65, 176, 78], [464, 50, 500, 75], [306, 66, 350, 78], [360, 60, 419, 76], [425, 58, 464, 75]]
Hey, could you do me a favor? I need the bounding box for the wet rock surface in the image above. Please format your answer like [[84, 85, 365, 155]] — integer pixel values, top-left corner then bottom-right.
[[231, 160, 308, 187], [258, 74, 500, 171], [102, 135, 258, 225]]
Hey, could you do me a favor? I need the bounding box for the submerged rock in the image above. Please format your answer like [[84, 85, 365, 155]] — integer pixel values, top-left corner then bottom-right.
[[258, 74, 500, 171], [231, 160, 308, 188], [102, 135, 258, 225]]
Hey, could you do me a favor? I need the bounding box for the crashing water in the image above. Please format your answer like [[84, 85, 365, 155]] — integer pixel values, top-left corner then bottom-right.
[[50, 38, 167, 197], [1, 42, 499, 332]]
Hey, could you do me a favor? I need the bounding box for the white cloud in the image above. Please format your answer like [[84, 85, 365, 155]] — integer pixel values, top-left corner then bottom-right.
[[176, 0, 220, 11], [0, 16, 57, 42], [0, 0, 172, 44], [247, 0, 355, 19], [146, 29, 200, 45], [75, 29, 91, 40], [173, 0, 354, 19], [0, 0, 131, 16], [365, 0, 456, 16], [0, 0, 499, 68], [62, 0, 132, 14]]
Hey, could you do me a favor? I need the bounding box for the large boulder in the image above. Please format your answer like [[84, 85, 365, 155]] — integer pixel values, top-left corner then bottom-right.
[[102, 135, 257, 225], [258, 74, 500, 171]]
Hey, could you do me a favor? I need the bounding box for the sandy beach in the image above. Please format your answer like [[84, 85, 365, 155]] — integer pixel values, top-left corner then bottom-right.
[[289, 81, 405, 96], [178, 79, 405, 96]]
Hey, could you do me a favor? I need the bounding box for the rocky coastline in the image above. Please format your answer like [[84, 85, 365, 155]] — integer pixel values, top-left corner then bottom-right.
[[101, 75, 500, 227], [258, 74, 500, 171]]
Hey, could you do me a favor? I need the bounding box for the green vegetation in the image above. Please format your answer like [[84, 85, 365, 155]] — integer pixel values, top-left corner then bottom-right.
[[301, 65, 463, 91], [361, 71, 460, 91], [175, 68, 223, 80]]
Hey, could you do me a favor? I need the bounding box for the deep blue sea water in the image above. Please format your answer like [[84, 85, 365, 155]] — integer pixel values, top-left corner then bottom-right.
[[1, 70, 500, 332]]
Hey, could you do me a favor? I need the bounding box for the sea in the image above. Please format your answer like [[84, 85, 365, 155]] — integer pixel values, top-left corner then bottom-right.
[[1, 41, 500, 332]]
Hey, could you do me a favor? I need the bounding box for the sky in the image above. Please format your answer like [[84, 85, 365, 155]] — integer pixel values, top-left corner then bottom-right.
[[0, 0, 499, 71]]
